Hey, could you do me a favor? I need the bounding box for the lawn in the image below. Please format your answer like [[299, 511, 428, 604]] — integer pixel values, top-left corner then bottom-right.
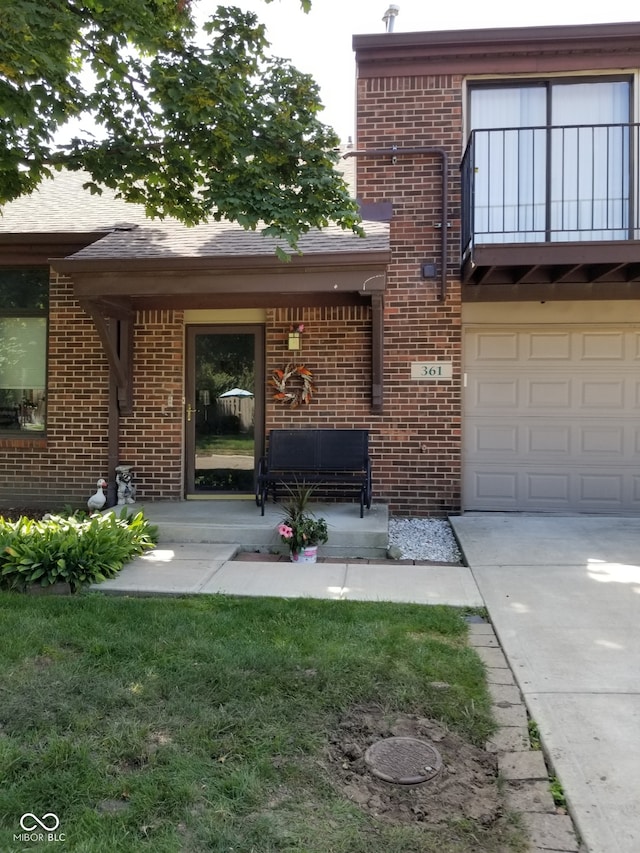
[[195, 435, 254, 455], [0, 594, 527, 853]]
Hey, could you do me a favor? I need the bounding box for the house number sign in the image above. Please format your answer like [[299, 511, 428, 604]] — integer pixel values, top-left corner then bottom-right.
[[411, 362, 453, 380]]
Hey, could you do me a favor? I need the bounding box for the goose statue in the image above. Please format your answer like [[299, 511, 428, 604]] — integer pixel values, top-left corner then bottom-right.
[[87, 478, 107, 511]]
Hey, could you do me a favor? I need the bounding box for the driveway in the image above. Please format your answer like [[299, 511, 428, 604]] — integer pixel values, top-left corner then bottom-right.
[[450, 514, 640, 853]]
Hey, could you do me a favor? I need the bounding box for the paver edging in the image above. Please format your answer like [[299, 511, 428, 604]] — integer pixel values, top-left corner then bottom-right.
[[468, 620, 582, 853]]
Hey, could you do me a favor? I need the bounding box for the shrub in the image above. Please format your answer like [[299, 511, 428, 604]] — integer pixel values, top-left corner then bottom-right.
[[0, 509, 157, 593]]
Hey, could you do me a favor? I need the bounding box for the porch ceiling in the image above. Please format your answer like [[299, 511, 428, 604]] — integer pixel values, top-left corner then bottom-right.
[[462, 240, 640, 290]]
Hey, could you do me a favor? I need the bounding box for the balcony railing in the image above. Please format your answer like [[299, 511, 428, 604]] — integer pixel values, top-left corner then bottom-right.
[[461, 123, 638, 259]]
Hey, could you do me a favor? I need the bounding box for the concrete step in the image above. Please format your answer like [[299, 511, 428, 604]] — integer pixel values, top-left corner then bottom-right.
[[130, 500, 389, 559]]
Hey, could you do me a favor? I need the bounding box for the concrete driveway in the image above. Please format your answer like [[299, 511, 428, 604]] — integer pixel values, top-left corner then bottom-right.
[[450, 514, 640, 853]]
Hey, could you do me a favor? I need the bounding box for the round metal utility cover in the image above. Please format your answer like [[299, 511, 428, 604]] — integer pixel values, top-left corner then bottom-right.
[[364, 736, 443, 785]]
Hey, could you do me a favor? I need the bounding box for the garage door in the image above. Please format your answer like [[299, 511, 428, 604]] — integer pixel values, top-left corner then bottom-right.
[[464, 326, 640, 512]]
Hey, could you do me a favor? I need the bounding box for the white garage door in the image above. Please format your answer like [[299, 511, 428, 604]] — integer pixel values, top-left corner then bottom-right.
[[464, 326, 640, 512]]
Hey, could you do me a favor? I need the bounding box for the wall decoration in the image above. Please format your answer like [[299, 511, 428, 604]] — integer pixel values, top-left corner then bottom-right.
[[270, 364, 316, 408]]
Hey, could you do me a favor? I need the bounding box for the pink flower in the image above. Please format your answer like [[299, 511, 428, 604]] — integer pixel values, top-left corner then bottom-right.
[[297, 323, 304, 333], [278, 524, 293, 539]]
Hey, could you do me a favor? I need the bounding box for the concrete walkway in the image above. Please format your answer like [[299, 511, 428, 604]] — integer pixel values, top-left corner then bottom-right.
[[96, 543, 483, 607], [450, 514, 640, 853]]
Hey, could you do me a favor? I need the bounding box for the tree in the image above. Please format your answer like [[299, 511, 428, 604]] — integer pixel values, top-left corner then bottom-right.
[[0, 0, 362, 252]]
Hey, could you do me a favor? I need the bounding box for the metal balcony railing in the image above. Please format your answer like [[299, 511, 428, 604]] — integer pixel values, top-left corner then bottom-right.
[[461, 123, 637, 258]]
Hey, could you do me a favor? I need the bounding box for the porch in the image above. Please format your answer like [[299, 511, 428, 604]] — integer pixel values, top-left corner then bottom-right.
[[133, 499, 389, 560]]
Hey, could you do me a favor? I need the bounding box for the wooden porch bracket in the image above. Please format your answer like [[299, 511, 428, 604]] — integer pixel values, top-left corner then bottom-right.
[[79, 298, 135, 415], [370, 293, 384, 414]]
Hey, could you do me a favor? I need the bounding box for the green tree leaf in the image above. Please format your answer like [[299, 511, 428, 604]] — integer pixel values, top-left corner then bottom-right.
[[0, 1, 360, 250]]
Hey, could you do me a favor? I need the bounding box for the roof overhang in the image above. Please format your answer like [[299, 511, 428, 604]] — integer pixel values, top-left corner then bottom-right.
[[353, 21, 640, 77], [0, 233, 109, 266], [51, 250, 390, 309]]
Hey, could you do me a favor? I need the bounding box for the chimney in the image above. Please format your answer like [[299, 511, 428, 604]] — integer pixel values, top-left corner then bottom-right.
[[382, 5, 400, 33]]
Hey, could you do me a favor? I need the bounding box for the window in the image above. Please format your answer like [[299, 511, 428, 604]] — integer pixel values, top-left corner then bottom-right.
[[469, 79, 631, 242], [0, 269, 48, 432]]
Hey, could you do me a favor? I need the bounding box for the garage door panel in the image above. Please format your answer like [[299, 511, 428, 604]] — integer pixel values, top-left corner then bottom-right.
[[528, 380, 572, 408], [473, 332, 519, 360], [527, 472, 571, 501], [473, 379, 518, 408], [528, 332, 571, 359], [472, 471, 518, 501], [466, 466, 572, 509], [580, 426, 625, 455], [580, 331, 625, 359], [527, 424, 571, 454], [465, 465, 640, 511], [579, 380, 625, 409], [468, 420, 634, 463], [579, 473, 624, 503], [464, 326, 640, 513], [472, 424, 518, 452]]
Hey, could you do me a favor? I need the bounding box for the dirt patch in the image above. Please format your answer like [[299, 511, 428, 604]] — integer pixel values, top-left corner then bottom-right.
[[325, 705, 501, 827]]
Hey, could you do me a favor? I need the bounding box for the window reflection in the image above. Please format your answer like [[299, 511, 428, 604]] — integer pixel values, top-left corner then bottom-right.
[[0, 270, 48, 432]]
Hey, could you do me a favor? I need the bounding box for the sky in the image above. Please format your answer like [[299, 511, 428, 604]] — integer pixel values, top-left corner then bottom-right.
[[193, 0, 640, 143]]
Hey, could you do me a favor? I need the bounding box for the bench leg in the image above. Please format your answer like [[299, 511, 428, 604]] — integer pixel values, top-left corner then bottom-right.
[[256, 482, 267, 516]]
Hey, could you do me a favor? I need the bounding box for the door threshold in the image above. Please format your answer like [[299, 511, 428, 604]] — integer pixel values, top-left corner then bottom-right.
[[186, 494, 255, 501]]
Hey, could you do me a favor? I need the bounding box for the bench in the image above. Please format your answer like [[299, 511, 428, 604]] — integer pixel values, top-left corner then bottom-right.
[[256, 429, 372, 517]]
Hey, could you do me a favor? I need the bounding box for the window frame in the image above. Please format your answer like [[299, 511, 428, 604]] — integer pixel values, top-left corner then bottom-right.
[[0, 267, 49, 436], [466, 75, 635, 244]]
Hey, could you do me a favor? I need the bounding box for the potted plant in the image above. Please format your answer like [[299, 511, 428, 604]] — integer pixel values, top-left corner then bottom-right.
[[277, 483, 328, 563]]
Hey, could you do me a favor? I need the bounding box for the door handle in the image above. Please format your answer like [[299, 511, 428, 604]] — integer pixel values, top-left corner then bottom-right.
[[186, 403, 192, 422]]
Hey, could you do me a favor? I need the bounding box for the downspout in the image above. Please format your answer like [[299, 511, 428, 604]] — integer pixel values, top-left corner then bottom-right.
[[107, 321, 119, 508], [343, 146, 449, 300]]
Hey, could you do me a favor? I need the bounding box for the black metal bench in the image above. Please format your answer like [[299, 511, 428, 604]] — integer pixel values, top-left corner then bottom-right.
[[256, 429, 372, 517]]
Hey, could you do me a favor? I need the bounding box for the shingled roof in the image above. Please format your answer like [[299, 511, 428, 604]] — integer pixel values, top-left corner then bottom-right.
[[0, 170, 153, 234], [0, 151, 385, 263], [67, 217, 388, 261]]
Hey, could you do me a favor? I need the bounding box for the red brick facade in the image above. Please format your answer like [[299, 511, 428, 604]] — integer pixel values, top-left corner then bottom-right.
[[0, 280, 185, 508], [0, 48, 471, 516], [263, 76, 466, 515], [349, 74, 464, 514]]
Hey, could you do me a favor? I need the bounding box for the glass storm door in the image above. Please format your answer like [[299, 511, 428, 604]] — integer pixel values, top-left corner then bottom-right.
[[185, 326, 264, 495]]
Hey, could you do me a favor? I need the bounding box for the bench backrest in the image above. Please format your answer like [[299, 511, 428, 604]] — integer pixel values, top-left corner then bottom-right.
[[267, 429, 369, 472]]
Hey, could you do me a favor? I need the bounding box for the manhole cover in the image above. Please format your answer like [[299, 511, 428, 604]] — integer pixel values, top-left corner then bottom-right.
[[364, 736, 443, 785]]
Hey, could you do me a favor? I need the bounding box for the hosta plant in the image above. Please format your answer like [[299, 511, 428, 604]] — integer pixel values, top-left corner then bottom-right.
[[0, 509, 157, 593]]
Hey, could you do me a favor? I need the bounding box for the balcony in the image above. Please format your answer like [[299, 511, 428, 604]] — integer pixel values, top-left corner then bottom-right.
[[461, 123, 640, 290]]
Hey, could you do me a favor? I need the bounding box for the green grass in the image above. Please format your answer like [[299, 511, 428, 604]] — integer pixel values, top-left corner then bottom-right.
[[196, 435, 254, 455], [0, 594, 526, 852]]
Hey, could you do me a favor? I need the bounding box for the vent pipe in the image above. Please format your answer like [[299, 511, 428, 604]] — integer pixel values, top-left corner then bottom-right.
[[382, 5, 399, 33]]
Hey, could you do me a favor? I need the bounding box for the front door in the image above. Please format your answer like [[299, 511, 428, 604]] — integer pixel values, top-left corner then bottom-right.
[[185, 326, 264, 495]]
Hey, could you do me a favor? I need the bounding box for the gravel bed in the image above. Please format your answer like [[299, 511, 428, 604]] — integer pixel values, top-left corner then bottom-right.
[[388, 518, 462, 563]]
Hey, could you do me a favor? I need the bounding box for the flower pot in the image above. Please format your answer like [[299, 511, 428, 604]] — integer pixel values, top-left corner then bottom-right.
[[290, 545, 318, 563]]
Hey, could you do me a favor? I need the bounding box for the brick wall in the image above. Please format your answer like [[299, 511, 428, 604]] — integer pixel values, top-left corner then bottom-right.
[[0, 273, 110, 508], [0, 276, 185, 509], [119, 309, 184, 501], [351, 73, 464, 515], [0, 74, 464, 516], [261, 75, 464, 516]]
